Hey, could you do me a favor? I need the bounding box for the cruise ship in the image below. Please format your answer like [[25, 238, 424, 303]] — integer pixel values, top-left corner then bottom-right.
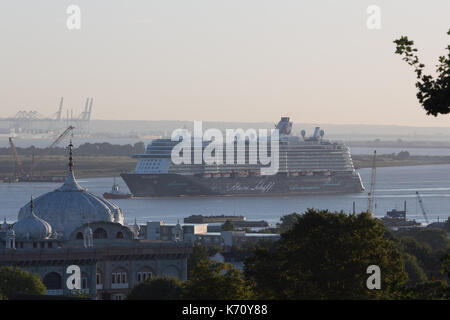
[[121, 117, 365, 197]]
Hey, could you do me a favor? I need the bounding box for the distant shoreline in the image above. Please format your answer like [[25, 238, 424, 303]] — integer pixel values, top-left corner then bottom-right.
[[1, 154, 450, 180], [352, 154, 450, 170]]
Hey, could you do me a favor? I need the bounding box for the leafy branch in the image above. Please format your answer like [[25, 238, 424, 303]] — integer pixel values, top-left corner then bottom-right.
[[393, 29, 450, 116]]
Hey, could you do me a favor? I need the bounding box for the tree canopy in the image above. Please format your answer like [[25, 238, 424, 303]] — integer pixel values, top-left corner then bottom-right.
[[399, 280, 449, 300], [126, 276, 184, 300], [277, 212, 301, 234], [221, 220, 235, 231], [0, 266, 46, 299], [184, 259, 252, 300], [186, 242, 221, 279], [402, 253, 428, 286], [394, 29, 450, 116], [444, 217, 450, 233], [245, 209, 408, 299]]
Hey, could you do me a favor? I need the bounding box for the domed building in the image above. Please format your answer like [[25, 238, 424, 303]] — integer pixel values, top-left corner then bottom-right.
[[18, 143, 123, 238], [13, 197, 53, 240], [0, 142, 190, 300]]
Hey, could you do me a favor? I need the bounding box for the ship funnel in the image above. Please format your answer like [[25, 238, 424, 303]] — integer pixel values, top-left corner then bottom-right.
[[275, 117, 292, 135], [313, 127, 320, 139]]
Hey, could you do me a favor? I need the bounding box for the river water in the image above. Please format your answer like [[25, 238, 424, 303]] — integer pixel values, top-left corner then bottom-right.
[[1, 164, 449, 227]]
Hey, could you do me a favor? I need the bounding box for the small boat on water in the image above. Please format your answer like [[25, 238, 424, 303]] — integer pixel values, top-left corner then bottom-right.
[[103, 179, 133, 199]]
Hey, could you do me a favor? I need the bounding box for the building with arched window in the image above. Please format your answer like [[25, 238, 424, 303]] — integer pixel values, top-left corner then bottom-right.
[[0, 143, 191, 300]]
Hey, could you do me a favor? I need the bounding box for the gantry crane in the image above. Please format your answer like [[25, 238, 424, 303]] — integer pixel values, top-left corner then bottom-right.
[[367, 150, 377, 214], [415, 191, 429, 224]]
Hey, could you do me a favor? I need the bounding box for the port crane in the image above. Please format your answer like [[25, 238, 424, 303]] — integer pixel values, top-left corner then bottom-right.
[[415, 191, 429, 224], [367, 150, 377, 214], [9, 137, 26, 176], [9, 125, 75, 178]]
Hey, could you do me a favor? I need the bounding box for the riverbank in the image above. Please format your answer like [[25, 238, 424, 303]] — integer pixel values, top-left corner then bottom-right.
[[1, 154, 450, 179], [0, 155, 136, 179], [352, 154, 450, 169]]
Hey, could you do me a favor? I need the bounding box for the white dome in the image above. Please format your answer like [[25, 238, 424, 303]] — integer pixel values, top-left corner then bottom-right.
[[13, 211, 52, 240], [18, 170, 124, 238]]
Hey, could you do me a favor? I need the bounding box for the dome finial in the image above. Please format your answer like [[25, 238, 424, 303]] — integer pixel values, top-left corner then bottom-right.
[[68, 140, 74, 172]]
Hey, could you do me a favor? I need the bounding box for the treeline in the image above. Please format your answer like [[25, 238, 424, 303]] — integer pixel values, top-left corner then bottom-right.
[[2, 210, 449, 300], [0, 141, 145, 157], [128, 210, 450, 300], [349, 140, 450, 148]]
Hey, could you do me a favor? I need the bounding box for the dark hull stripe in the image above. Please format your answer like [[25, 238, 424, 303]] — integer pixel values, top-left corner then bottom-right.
[[121, 173, 364, 197]]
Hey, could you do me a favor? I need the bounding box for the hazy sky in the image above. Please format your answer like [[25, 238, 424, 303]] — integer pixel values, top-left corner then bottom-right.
[[0, 0, 449, 126]]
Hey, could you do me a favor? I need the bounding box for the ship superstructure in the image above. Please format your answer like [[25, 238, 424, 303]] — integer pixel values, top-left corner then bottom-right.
[[121, 117, 364, 197]]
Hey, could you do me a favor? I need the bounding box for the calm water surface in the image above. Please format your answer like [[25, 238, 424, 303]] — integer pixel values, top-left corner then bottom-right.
[[1, 164, 450, 226]]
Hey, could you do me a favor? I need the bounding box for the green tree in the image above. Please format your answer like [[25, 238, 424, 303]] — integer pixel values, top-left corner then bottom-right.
[[244, 241, 285, 299], [187, 243, 211, 279], [126, 276, 184, 300], [245, 209, 407, 299], [444, 217, 450, 233], [396, 228, 450, 252], [184, 260, 252, 299], [441, 253, 450, 278], [399, 237, 433, 262], [277, 212, 301, 234], [403, 253, 428, 286], [221, 220, 235, 231], [399, 280, 449, 300], [0, 266, 46, 298], [394, 29, 450, 116], [397, 236, 445, 280]]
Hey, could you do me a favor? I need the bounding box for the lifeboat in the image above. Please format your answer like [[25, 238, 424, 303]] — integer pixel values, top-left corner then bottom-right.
[[222, 172, 231, 178], [250, 171, 261, 176], [305, 171, 314, 176], [324, 170, 331, 176], [236, 171, 249, 177], [212, 173, 221, 178], [290, 171, 299, 176], [202, 173, 212, 178]]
